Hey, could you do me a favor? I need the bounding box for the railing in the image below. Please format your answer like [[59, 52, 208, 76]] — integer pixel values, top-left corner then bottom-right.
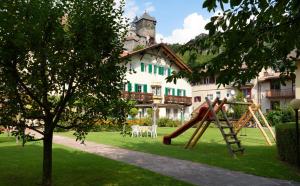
[[121, 91, 153, 103], [266, 89, 295, 98], [164, 95, 192, 106]]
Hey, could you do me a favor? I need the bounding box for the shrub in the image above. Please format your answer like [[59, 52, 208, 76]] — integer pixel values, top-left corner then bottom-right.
[[276, 122, 300, 167], [266, 110, 283, 126], [281, 106, 295, 123], [157, 118, 181, 127], [129, 108, 139, 119]]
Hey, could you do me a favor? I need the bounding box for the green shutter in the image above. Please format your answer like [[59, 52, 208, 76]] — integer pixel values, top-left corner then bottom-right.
[[135, 84, 138, 92], [128, 82, 132, 92], [172, 88, 175, 96], [177, 89, 180, 96], [148, 64, 152, 73], [143, 84, 147, 93], [154, 65, 157, 74], [161, 67, 165, 75], [183, 90, 186, 96], [168, 68, 171, 76], [141, 63, 144, 72], [165, 87, 168, 95]]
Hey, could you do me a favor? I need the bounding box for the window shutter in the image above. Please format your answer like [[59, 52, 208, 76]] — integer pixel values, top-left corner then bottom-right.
[[135, 84, 138, 92], [154, 65, 157, 74], [177, 89, 180, 96], [161, 67, 165, 75], [172, 88, 175, 96], [168, 68, 171, 76], [143, 84, 147, 93], [128, 82, 132, 92], [141, 63, 144, 72], [148, 64, 152, 73], [183, 90, 186, 96], [165, 87, 168, 95]]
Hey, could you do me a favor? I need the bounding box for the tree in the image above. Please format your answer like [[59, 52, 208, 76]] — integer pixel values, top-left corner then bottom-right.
[[171, 0, 300, 86], [129, 108, 139, 119], [0, 0, 128, 185]]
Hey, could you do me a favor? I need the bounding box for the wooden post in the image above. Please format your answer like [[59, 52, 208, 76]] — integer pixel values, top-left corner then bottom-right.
[[258, 108, 276, 141], [249, 107, 272, 145]]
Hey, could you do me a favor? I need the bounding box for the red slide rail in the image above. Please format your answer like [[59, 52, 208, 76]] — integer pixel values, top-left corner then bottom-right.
[[163, 106, 211, 145]]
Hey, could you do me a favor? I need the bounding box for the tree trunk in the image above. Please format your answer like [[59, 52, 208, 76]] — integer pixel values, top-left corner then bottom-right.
[[42, 127, 53, 186]]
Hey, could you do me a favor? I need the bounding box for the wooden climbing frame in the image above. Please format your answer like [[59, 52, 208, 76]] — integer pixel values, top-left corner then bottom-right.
[[186, 98, 244, 157], [232, 100, 276, 145]]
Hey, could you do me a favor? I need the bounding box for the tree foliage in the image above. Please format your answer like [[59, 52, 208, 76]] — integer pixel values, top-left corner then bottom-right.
[[171, 0, 300, 86], [0, 0, 128, 185]]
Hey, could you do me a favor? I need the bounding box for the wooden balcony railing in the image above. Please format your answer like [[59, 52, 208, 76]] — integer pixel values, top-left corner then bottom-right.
[[266, 89, 295, 98], [121, 91, 153, 104], [164, 95, 192, 106]]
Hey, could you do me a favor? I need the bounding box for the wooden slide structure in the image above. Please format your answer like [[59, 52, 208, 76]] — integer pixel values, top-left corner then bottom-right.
[[164, 98, 244, 157], [232, 100, 276, 146]]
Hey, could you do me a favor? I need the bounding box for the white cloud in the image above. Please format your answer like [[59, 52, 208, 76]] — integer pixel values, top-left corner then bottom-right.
[[124, 0, 139, 20], [157, 13, 209, 44], [145, 2, 155, 13]]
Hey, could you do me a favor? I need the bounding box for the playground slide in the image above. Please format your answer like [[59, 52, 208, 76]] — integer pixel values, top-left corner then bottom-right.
[[163, 106, 209, 145]]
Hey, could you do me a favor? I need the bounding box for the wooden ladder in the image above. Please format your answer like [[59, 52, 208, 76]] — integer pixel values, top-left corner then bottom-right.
[[207, 98, 244, 157]]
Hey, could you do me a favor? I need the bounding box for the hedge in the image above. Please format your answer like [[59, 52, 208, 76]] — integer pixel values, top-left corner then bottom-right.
[[276, 122, 300, 167]]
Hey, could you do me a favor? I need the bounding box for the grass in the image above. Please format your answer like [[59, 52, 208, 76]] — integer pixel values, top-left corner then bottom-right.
[[59, 127, 300, 182], [0, 134, 192, 186]]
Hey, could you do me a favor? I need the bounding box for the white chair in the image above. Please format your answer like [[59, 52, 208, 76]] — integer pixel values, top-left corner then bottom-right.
[[131, 125, 140, 137], [149, 125, 157, 138]]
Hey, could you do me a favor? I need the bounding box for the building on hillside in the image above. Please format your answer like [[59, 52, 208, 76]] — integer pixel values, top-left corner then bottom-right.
[[192, 68, 296, 113], [124, 12, 157, 52], [121, 43, 193, 121]]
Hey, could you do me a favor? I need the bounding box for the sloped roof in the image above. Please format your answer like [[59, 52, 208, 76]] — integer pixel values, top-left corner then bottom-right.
[[137, 12, 156, 22], [121, 43, 192, 73]]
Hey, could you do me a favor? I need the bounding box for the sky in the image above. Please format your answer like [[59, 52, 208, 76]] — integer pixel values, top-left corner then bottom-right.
[[122, 0, 219, 44]]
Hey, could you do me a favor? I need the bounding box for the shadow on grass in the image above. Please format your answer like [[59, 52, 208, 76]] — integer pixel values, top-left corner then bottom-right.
[[0, 143, 190, 186]]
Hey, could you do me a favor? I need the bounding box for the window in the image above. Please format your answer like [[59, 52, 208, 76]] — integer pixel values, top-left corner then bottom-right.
[[174, 109, 178, 119], [154, 65, 158, 74], [207, 94, 213, 100], [148, 64, 152, 73], [135, 84, 147, 93], [216, 91, 221, 98], [270, 80, 280, 90], [166, 108, 171, 119], [177, 89, 182, 96], [194, 96, 201, 102], [159, 66, 165, 75], [165, 87, 171, 95], [127, 82, 132, 92], [141, 62, 145, 72], [167, 68, 171, 76], [152, 86, 161, 96]]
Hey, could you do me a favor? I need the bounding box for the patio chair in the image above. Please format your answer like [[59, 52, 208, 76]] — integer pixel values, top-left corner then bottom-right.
[[131, 125, 140, 137], [149, 125, 157, 138]]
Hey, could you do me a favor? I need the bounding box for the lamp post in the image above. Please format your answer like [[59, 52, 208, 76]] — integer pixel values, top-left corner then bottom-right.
[[290, 99, 300, 167]]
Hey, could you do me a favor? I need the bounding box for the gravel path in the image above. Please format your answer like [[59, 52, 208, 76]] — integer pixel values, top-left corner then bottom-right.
[[53, 135, 300, 186]]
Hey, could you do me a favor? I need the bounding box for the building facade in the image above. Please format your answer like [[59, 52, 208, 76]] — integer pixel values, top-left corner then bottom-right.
[[192, 68, 296, 113], [121, 44, 193, 121]]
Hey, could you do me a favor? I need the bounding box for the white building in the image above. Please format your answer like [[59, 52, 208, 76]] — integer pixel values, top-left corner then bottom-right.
[[192, 68, 295, 113], [121, 43, 193, 121]]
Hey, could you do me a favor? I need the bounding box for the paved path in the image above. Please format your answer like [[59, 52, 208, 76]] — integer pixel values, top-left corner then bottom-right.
[[53, 135, 300, 186]]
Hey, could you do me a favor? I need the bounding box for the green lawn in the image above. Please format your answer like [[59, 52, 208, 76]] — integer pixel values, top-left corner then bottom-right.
[[0, 135, 191, 186], [59, 127, 300, 182]]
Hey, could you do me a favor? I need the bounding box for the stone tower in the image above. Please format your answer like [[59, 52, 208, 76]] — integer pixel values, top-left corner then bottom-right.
[[135, 12, 156, 45]]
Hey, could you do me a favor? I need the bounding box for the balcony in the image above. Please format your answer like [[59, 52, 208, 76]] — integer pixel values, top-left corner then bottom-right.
[[164, 95, 192, 106], [121, 91, 153, 104], [266, 89, 295, 99]]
